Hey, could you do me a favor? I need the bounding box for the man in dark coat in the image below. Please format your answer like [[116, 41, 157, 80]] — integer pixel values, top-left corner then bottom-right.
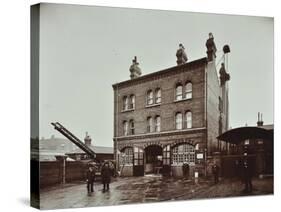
[[212, 163, 220, 184], [243, 156, 254, 193], [101, 162, 111, 192], [86, 166, 96, 193], [182, 162, 190, 179]]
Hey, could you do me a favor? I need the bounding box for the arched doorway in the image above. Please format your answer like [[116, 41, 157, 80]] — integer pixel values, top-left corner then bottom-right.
[[144, 145, 163, 174]]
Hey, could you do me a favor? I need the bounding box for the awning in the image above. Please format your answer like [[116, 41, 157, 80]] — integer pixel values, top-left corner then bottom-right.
[[217, 126, 273, 144]]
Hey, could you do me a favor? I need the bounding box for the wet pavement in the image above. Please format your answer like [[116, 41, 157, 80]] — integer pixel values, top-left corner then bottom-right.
[[40, 175, 273, 209]]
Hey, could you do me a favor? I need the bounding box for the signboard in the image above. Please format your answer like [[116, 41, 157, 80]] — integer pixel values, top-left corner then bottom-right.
[[196, 153, 204, 159]]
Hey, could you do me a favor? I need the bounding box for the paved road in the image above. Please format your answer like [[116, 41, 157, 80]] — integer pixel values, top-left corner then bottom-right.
[[40, 175, 273, 209]]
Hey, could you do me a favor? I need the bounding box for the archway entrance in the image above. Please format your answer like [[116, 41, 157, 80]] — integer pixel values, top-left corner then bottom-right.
[[145, 145, 163, 174]]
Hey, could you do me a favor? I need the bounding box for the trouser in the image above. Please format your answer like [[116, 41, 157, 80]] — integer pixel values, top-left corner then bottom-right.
[[103, 183, 109, 191], [244, 178, 252, 192], [87, 181, 94, 192], [214, 174, 219, 184]]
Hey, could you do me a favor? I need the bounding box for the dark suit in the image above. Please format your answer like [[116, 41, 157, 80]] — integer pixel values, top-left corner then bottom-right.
[[86, 169, 95, 193], [101, 165, 111, 191]]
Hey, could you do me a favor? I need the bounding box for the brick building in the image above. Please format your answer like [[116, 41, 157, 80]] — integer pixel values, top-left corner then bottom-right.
[[112, 34, 230, 177]]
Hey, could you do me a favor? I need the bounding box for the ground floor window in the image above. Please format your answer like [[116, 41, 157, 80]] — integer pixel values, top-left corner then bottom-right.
[[172, 143, 195, 164], [120, 147, 133, 165]]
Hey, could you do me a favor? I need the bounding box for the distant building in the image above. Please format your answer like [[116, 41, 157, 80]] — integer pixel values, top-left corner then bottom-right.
[[112, 34, 230, 177], [66, 133, 114, 162]]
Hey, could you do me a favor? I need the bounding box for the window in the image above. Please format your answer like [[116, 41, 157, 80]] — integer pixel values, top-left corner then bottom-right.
[[176, 112, 183, 129], [172, 144, 195, 164], [129, 120, 135, 135], [123, 96, 129, 110], [130, 95, 135, 109], [155, 116, 161, 132], [147, 117, 153, 133], [175, 84, 183, 100], [155, 88, 161, 104], [163, 145, 171, 165], [185, 111, 192, 129], [123, 121, 128, 136], [185, 82, 192, 99], [121, 147, 133, 165], [147, 90, 154, 105]]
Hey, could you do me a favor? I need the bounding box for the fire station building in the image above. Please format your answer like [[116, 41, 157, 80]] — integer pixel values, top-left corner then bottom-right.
[[112, 34, 230, 177]]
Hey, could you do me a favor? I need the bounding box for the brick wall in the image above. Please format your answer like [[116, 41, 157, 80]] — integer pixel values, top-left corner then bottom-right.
[[113, 62, 206, 138]]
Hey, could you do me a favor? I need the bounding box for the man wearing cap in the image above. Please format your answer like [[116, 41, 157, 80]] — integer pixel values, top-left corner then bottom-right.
[[86, 166, 96, 194]]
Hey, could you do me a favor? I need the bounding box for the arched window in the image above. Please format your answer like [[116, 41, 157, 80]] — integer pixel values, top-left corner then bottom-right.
[[123, 96, 129, 110], [175, 84, 183, 100], [185, 111, 192, 129], [175, 112, 183, 130], [147, 116, 153, 132], [147, 90, 153, 105], [129, 120, 135, 135], [155, 88, 161, 104], [172, 143, 195, 164], [121, 147, 133, 165], [155, 116, 161, 132], [123, 121, 128, 136], [130, 95, 135, 109], [185, 82, 192, 99]]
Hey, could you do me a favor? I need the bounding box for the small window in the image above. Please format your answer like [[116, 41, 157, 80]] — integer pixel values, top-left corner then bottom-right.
[[123, 121, 128, 136], [185, 111, 192, 129], [147, 117, 153, 132], [176, 112, 183, 130], [123, 96, 129, 110], [155, 88, 161, 104], [175, 84, 183, 100], [130, 95, 135, 109], [147, 90, 154, 105], [185, 82, 192, 99], [155, 116, 161, 132], [129, 120, 135, 135]]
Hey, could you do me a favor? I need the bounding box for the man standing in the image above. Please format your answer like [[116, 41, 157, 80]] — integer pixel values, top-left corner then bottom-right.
[[212, 162, 220, 184], [243, 155, 253, 193], [86, 166, 96, 194], [101, 162, 111, 192], [182, 161, 190, 179]]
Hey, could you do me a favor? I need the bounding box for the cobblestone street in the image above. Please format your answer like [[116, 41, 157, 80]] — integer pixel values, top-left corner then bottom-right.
[[40, 175, 273, 209]]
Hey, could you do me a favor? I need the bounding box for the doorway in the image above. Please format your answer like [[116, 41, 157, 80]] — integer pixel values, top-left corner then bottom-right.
[[145, 145, 163, 175]]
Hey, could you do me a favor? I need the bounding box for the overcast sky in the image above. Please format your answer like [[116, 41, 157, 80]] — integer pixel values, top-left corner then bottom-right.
[[39, 3, 274, 147]]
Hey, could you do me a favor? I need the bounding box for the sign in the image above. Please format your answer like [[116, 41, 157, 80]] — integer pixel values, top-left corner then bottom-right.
[[196, 153, 204, 159]]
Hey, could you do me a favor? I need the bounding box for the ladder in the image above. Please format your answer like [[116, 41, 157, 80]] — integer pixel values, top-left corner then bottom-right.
[[51, 122, 96, 159]]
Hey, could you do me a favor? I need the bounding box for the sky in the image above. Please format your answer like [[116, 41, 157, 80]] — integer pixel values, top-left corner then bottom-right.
[[39, 3, 274, 147]]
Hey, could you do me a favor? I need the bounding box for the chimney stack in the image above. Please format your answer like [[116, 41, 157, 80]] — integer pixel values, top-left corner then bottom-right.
[[84, 132, 92, 146], [257, 112, 264, 126]]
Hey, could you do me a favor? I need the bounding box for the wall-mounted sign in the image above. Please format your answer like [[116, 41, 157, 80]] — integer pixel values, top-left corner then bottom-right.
[[196, 153, 204, 159]]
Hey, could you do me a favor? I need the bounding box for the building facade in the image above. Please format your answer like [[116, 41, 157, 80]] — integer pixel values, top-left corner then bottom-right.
[[112, 35, 230, 177]]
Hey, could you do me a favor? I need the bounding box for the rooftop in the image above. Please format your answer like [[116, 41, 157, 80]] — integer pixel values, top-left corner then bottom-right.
[[112, 57, 207, 89]]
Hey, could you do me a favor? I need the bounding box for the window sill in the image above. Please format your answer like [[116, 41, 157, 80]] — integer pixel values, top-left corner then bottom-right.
[[174, 98, 192, 103], [121, 108, 135, 113], [145, 103, 161, 108]]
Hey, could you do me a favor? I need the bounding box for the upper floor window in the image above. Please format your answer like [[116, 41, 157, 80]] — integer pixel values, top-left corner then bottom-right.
[[175, 84, 183, 100], [155, 88, 161, 104], [147, 116, 153, 133], [155, 116, 161, 132], [123, 96, 129, 110], [123, 121, 128, 136], [147, 90, 154, 105], [185, 82, 192, 99], [175, 112, 183, 130], [130, 95, 135, 109], [185, 111, 192, 129], [129, 120, 135, 135]]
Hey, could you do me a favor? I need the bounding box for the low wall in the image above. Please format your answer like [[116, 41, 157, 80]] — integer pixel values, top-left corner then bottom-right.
[[40, 161, 87, 188]]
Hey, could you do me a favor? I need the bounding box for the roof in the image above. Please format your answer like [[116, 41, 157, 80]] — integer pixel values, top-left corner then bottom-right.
[[217, 125, 274, 144], [67, 145, 113, 155], [112, 57, 207, 89]]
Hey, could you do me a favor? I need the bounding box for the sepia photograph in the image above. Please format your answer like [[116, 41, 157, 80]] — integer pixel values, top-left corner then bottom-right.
[[30, 3, 274, 210]]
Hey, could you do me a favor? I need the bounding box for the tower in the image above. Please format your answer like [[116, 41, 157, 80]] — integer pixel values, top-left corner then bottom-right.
[[84, 132, 92, 146]]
